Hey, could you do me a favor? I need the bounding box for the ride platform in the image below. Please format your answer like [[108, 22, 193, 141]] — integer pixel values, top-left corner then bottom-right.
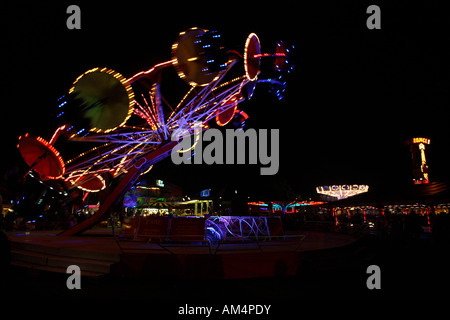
[[7, 230, 356, 279]]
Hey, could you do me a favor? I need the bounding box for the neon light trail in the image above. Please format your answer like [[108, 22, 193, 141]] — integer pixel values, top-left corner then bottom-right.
[[16, 28, 294, 234], [408, 137, 431, 184]]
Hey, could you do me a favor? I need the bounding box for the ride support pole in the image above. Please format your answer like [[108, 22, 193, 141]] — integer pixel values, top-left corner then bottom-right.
[[57, 141, 177, 236]]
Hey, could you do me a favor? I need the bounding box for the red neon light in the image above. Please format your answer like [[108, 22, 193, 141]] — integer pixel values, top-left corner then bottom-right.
[[35, 137, 65, 179], [236, 110, 249, 120], [49, 125, 67, 145], [124, 60, 175, 85], [244, 33, 261, 81]]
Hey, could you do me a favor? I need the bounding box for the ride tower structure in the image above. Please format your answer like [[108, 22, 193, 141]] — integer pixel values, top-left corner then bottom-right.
[[407, 137, 431, 185]]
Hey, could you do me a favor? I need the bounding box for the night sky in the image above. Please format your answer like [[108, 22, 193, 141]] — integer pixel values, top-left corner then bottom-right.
[[2, 1, 450, 200]]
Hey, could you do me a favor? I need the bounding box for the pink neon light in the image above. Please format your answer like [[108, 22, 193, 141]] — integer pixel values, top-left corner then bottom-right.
[[124, 60, 175, 85]]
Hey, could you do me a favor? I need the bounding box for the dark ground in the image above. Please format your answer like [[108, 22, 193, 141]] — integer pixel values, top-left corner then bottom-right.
[[2, 232, 450, 307]]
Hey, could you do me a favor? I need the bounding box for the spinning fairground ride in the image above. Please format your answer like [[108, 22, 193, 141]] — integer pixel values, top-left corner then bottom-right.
[[17, 28, 294, 236]]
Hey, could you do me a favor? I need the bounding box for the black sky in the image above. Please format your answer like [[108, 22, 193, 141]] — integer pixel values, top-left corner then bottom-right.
[[2, 1, 450, 199]]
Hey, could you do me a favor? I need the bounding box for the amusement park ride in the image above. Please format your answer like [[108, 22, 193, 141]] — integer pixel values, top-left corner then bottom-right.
[[16, 28, 294, 236]]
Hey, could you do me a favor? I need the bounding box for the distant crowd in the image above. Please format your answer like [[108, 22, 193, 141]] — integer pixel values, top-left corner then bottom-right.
[[281, 209, 450, 248]]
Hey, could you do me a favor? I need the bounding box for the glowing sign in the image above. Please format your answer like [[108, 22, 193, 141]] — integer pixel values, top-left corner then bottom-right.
[[412, 137, 430, 145], [156, 179, 164, 187]]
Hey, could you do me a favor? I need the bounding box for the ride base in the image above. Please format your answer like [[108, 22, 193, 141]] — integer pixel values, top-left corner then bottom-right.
[[7, 230, 355, 279]]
